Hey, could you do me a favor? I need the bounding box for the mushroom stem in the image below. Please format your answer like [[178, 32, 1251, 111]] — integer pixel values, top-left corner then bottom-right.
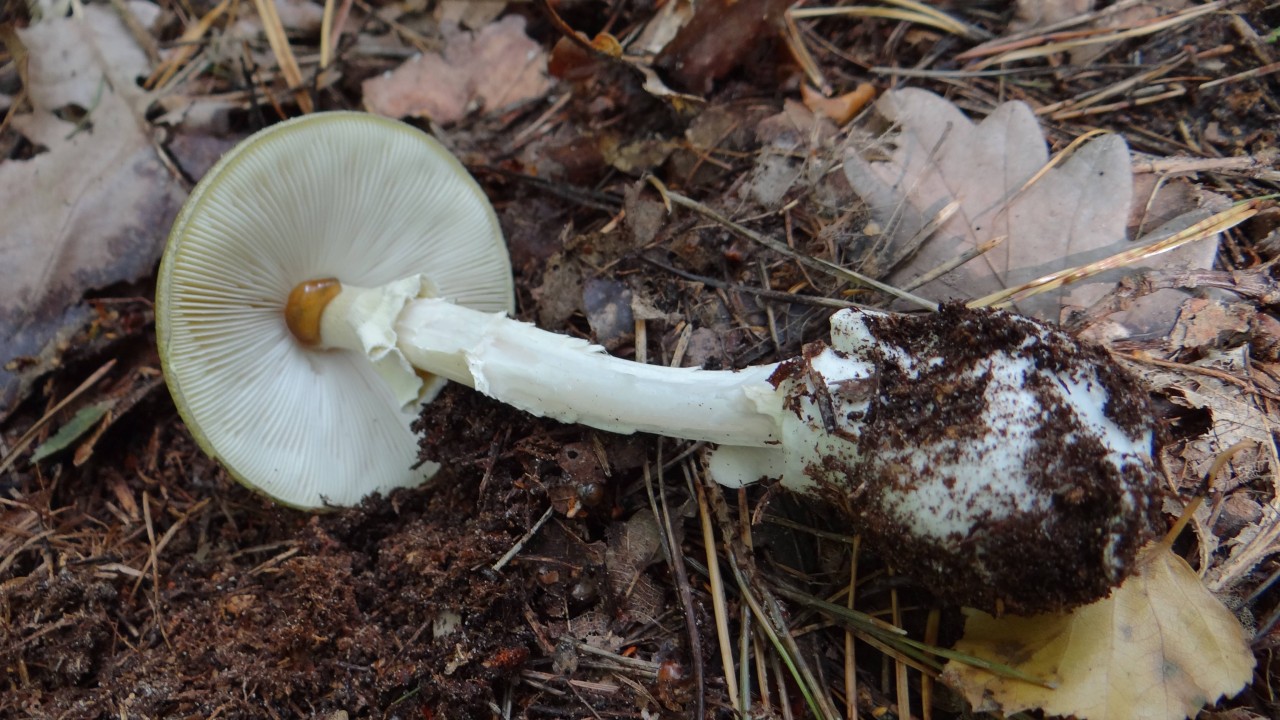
[[313, 275, 1166, 612], [315, 277, 784, 446]]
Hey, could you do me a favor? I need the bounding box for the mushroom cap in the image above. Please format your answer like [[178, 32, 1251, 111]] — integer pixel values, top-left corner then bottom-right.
[[157, 112, 513, 509]]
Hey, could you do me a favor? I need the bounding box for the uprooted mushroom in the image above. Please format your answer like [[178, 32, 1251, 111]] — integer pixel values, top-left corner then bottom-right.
[[157, 112, 1163, 612]]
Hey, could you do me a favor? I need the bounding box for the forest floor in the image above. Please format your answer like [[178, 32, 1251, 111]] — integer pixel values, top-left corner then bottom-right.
[[2, 1, 1279, 719]]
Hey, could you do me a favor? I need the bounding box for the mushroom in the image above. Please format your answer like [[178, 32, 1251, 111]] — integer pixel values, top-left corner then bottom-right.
[[158, 112, 1162, 611], [157, 112, 513, 508]]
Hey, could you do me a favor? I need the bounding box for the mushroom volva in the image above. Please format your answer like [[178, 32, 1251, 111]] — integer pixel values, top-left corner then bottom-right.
[[157, 112, 1163, 612]]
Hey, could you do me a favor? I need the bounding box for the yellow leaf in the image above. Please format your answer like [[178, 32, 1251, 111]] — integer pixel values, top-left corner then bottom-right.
[[941, 543, 1254, 720]]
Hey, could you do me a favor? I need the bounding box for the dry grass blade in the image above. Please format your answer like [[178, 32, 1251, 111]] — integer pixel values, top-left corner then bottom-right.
[[1037, 56, 1186, 118], [1200, 60, 1280, 90], [694, 479, 741, 711], [108, 0, 160, 65], [774, 585, 1055, 686], [791, 0, 988, 41], [642, 458, 706, 719], [146, 0, 229, 90], [250, 0, 314, 113], [701, 477, 842, 720], [959, 0, 1154, 55], [1019, 129, 1110, 191], [967, 199, 1261, 309], [901, 235, 1005, 291], [968, 1, 1228, 68], [843, 537, 860, 720], [783, 10, 831, 95]]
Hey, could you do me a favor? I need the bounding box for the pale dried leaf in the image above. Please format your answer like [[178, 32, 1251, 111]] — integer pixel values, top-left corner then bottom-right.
[[435, 0, 507, 30], [1010, 0, 1093, 32], [0, 7, 186, 416], [362, 15, 551, 123], [942, 543, 1254, 720], [1167, 298, 1253, 353], [1099, 175, 1228, 337], [604, 510, 665, 623], [632, 0, 695, 55], [275, 0, 324, 32], [844, 88, 1136, 322], [1138, 347, 1272, 475], [746, 100, 839, 209]]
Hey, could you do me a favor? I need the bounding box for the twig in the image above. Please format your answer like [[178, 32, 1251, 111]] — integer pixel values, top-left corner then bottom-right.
[[1130, 153, 1280, 182], [492, 505, 554, 572], [1114, 353, 1280, 402]]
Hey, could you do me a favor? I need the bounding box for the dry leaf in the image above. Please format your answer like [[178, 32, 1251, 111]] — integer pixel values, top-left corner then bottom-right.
[[631, 0, 696, 55], [1140, 347, 1272, 476], [1168, 298, 1253, 353], [1007, 0, 1190, 64], [604, 510, 665, 623], [0, 6, 187, 417], [844, 88, 1219, 327], [1010, 0, 1094, 31], [844, 88, 1133, 321], [942, 543, 1255, 720], [435, 0, 507, 30], [362, 15, 551, 123], [654, 0, 791, 94], [1094, 173, 1229, 337], [1137, 347, 1278, 590]]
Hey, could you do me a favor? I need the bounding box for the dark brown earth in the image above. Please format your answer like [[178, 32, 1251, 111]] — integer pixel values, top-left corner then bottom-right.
[[4, 1, 1280, 719]]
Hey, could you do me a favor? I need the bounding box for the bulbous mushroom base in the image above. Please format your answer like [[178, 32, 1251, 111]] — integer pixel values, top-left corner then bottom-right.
[[726, 304, 1165, 614]]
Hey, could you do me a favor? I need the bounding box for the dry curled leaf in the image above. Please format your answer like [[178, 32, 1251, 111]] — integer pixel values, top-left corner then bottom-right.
[[942, 543, 1255, 720], [0, 6, 186, 418], [362, 15, 551, 123], [1139, 347, 1272, 478]]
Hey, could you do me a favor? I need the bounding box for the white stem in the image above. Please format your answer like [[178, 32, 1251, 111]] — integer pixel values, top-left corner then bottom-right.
[[320, 280, 783, 447]]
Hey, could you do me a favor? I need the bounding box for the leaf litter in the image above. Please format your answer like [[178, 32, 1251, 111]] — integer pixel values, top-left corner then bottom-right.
[[2, 1, 1278, 719], [943, 540, 1255, 720], [842, 87, 1222, 330], [361, 15, 552, 124], [0, 5, 186, 419]]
